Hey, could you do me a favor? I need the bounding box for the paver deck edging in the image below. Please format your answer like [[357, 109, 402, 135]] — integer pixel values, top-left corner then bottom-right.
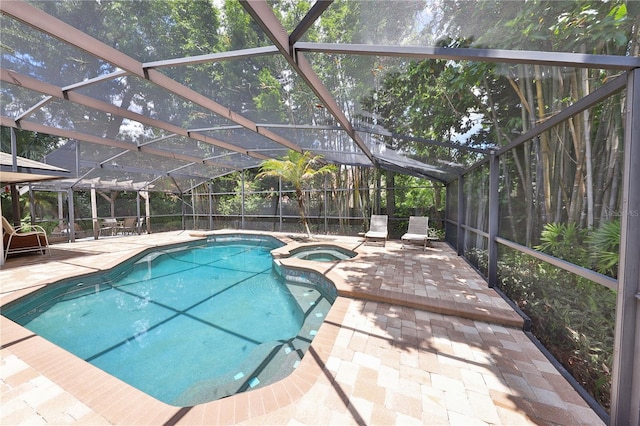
[[338, 287, 524, 328]]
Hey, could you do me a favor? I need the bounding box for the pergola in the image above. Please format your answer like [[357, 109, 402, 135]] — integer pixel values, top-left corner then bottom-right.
[[1, 1, 639, 424]]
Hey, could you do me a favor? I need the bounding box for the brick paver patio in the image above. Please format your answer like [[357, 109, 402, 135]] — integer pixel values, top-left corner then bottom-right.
[[1, 231, 604, 425]]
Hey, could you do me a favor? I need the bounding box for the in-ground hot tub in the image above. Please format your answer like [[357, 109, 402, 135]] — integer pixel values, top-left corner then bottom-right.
[[273, 243, 357, 263]]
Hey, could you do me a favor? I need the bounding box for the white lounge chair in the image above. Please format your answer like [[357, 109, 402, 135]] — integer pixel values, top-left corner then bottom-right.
[[365, 214, 388, 246], [401, 216, 435, 250]]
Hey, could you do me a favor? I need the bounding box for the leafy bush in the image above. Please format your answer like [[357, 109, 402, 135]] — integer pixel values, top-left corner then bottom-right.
[[536, 222, 587, 265], [216, 176, 265, 216], [588, 219, 620, 278]]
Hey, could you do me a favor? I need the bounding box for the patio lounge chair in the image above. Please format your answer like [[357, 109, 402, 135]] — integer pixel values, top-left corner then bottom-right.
[[365, 214, 388, 246], [401, 216, 436, 250], [2, 216, 50, 261]]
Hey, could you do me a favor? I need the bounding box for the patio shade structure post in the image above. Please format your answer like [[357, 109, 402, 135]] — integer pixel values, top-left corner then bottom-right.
[[488, 153, 499, 287], [57, 192, 63, 230], [611, 67, 640, 426], [181, 197, 186, 231], [375, 168, 381, 215], [10, 129, 19, 226], [67, 188, 75, 243], [91, 186, 98, 239], [144, 191, 150, 234], [241, 170, 245, 230], [457, 175, 464, 257], [208, 183, 213, 231], [192, 187, 196, 230], [278, 176, 283, 232], [324, 174, 328, 234], [136, 191, 141, 234], [28, 185, 35, 225]]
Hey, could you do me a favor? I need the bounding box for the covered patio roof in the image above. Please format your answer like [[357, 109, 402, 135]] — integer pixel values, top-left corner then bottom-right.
[[0, 151, 70, 185]]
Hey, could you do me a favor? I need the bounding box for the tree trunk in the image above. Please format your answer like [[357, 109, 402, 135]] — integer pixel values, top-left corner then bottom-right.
[[295, 188, 311, 236], [335, 166, 345, 230], [567, 70, 585, 224], [606, 98, 624, 219], [385, 169, 395, 218], [501, 156, 518, 240], [524, 68, 537, 244], [581, 68, 594, 228], [534, 65, 551, 223]]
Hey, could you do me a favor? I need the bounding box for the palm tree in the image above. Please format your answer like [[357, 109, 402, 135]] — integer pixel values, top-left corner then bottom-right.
[[257, 150, 335, 236]]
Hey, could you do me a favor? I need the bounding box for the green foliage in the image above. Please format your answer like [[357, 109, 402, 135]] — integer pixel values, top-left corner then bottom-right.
[[536, 221, 621, 279], [257, 151, 335, 236], [536, 222, 587, 264], [548, 2, 630, 52], [253, 68, 287, 122], [216, 174, 264, 216], [1, 127, 63, 159], [257, 151, 336, 192], [150, 193, 182, 216], [433, 0, 634, 55], [358, 41, 518, 170], [588, 220, 621, 277]]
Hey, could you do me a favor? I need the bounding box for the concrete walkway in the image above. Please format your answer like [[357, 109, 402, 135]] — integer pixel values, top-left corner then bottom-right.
[[1, 231, 604, 425]]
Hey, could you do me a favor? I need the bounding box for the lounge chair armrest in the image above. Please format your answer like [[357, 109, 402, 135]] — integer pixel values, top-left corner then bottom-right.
[[14, 224, 48, 235]]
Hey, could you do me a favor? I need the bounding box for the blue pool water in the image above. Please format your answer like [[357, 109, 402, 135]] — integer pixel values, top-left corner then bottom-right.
[[2, 236, 335, 406]]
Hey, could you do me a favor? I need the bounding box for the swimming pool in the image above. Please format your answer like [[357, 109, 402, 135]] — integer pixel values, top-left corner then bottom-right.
[[1, 235, 335, 407]]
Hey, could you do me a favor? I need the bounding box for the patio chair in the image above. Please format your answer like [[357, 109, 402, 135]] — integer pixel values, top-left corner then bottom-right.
[[118, 217, 136, 235], [365, 214, 388, 246], [401, 216, 435, 250], [51, 222, 88, 242], [2, 216, 50, 261], [99, 218, 118, 237]]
